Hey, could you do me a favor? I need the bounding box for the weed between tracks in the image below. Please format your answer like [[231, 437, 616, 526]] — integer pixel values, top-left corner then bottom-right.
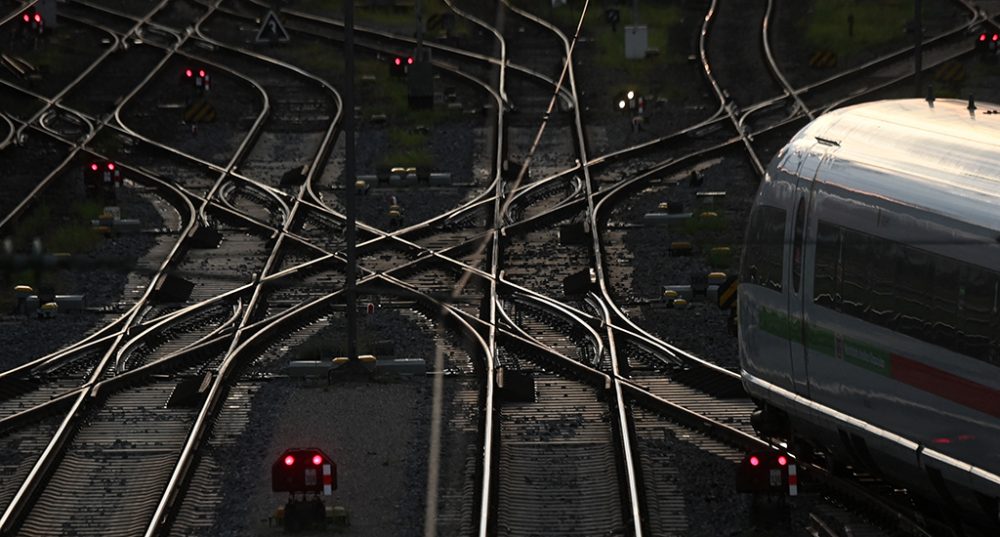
[[293, 0, 471, 35], [801, 0, 958, 58], [1, 201, 103, 310]]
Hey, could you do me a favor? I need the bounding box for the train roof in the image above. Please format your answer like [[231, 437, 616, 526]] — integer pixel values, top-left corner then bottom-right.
[[783, 98, 1000, 234]]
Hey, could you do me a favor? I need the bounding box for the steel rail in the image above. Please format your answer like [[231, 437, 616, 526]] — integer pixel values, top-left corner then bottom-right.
[[0, 1, 984, 532], [761, 0, 813, 121], [0, 2, 276, 531], [142, 1, 420, 530], [0, 112, 16, 149], [501, 2, 645, 533], [0, 5, 146, 231], [200, 1, 508, 243]]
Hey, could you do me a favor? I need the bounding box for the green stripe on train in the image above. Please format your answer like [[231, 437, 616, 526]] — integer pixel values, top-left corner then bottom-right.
[[757, 307, 890, 376]]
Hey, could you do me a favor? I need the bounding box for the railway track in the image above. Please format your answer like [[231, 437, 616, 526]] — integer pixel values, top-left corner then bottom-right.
[[0, 0, 994, 535]]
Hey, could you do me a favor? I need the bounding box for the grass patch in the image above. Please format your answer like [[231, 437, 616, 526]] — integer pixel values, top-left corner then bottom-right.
[[12, 201, 103, 254], [515, 1, 691, 102], [356, 56, 463, 127], [379, 126, 433, 168], [801, 0, 912, 57], [47, 225, 102, 253], [389, 127, 425, 148], [358, 57, 408, 114], [591, 4, 685, 68], [378, 147, 433, 169], [294, 40, 342, 75], [293, 0, 457, 31]]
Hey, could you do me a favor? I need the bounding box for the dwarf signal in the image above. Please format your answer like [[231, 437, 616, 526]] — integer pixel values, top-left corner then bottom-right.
[[272, 448, 336, 495], [976, 32, 999, 56], [182, 67, 210, 92], [390, 56, 413, 77], [84, 161, 122, 200], [735, 449, 797, 496], [21, 10, 44, 35]]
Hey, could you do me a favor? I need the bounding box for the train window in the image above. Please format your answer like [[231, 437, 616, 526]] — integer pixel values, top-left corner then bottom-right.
[[741, 205, 786, 292], [813, 221, 839, 307], [792, 198, 806, 294], [813, 222, 1000, 367], [839, 229, 870, 318], [867, 237, 898, 328], [929, 256, 960, 350], [895, 244, 932, 338], [958, 265, 996, 361]]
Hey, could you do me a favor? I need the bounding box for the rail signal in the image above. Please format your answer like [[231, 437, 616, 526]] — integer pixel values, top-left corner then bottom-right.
[[272, 448, 339, 531], [182, 67, 210, 92], [976, 32, 999, 56], [272, 448, 336, 495], [84, 160, 122, 199], [390, 55, 413, 77], [735, 450, 797, 496], [21, 10, 44, 35]]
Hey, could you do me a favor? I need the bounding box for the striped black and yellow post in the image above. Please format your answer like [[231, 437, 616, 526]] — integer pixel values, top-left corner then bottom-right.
[[933, 61, 965, 84], [808, 50, 838, 69], [183, 97, 216, 123], [717, 275, 739, 309]]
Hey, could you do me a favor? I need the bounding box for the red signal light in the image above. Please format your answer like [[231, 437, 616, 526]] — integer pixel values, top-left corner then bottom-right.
[[90, 163, 99, 171], [284, 455, 295, 466], [312, 454, 323, 466], [22, 13, 29, 22], [199, 69, 206, 78], [33, 13, 41, 23], [185, 69, 193, 77], [749, 455, 760, 467], [993, 34, 999, 42], [394, 57, 401, 66], [407, 57, 414, 65], [981, 33, 988, 41], [107, 163, 115, 171], [777, 455, 788, 466]]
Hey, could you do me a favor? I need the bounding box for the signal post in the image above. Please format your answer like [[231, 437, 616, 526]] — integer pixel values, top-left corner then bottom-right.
[[271, 448, 347, 531]]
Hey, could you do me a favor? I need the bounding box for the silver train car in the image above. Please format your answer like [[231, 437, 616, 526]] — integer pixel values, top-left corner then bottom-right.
[[738, 99, 1000, 526]]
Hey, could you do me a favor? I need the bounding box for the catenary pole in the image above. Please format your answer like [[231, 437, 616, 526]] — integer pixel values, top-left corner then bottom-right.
[[344, 0, 358, 362]]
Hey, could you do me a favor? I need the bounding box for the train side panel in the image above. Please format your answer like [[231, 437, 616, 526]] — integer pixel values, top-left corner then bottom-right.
[[740, 100, 1000, 526], [738, 158, 797, 394]]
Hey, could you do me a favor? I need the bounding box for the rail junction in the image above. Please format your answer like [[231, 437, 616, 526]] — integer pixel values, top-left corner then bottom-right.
[[0, 0, 998, 535]]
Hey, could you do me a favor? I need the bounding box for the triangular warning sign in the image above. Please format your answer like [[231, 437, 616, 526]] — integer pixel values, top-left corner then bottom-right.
[[255, 10, 290, 43]]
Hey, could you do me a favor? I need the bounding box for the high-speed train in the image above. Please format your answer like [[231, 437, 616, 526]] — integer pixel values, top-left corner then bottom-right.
[[738, 99, 1000, 527]]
